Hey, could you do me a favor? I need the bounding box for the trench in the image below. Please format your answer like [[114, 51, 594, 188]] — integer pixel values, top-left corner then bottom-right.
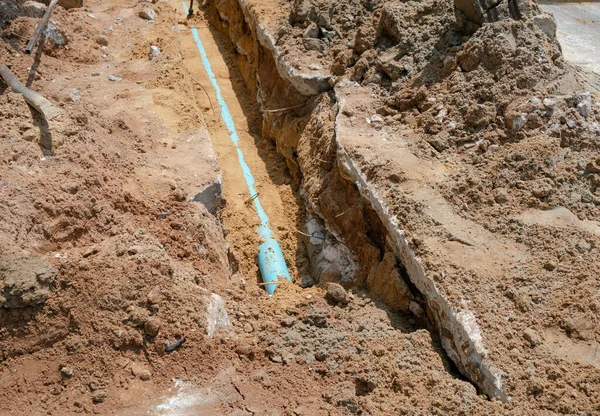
[[176, 0, 482, 398]]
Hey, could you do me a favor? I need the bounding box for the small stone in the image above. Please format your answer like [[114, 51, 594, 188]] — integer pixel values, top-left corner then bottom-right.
[[92, 391, 107, 404], [108, 74, 122, 82], [494, 188, 509, 204], [543, 260, 557, 271], [139, 7, 156, 21], [82, 246, 99, 258], [529, 97, 542, 108], [302, 38, 328, 54], [577, 98, 591, 118], [164, 337, 185, 351], [523, 328, 542, 347], [369, 114, 384, 124], [96, 35, 109, 46], [302, 23, 319, 39], [269, 354, 283, 363], [543, 98, 556, 109], [23, 1, 47, 18], [131, 363, 151, 381], [531, 13, 557, 38], [60, 366, 73, 378], [149, 45, 161, 59], [281, 317, 295, 327], [314, 349, 327, 361], [325, 282, 349, 305], [300, 274, 315, 288], [144, 317, 161, 337], [507, 113, 527, 131], [243, 323, 254, 333]]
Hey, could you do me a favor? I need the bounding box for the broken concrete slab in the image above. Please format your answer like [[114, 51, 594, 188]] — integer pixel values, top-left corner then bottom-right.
[[334, 83, 532, 400]]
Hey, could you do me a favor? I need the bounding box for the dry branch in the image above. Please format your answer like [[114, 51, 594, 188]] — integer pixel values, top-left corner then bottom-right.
[[0, 66, 62, 120]]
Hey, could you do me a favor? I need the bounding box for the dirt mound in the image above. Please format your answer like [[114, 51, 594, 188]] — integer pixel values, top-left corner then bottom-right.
[[206, 0, 600, 412]]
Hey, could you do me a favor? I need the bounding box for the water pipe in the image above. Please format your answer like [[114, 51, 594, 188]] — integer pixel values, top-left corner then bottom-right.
[[182, 2, 291, 295]]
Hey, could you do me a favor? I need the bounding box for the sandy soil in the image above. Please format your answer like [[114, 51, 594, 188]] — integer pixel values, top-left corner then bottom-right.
[[2, 0, 600, 415], [203, 0, 600, 413]]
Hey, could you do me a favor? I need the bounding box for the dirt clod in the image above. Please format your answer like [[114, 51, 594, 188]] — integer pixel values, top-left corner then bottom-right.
[[325, 282, 349, 304]]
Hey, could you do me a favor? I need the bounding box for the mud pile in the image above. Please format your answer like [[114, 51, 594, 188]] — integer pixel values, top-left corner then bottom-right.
[[205, 0, 600, 412], [2, 0, 600, 414], [0, 2, 235, 412]]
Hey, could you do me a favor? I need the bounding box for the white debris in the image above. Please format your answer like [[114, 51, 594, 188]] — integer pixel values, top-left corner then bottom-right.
[[205, 293, 230, 338], [149, 45, 161, 59], [139, 7, 156, 21]]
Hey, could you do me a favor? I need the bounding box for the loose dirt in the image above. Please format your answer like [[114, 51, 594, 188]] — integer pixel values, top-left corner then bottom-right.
[[1, 0, 600, 415]]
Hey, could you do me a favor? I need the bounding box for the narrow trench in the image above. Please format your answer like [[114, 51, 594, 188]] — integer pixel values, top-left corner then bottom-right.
[[178, 0, 471, 391], [178, 12, 311, 286]]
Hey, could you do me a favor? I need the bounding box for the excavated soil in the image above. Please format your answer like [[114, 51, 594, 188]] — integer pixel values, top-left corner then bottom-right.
[[1, 0, 600, 415]]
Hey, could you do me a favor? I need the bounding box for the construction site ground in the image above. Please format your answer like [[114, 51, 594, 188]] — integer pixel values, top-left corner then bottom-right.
[[1, 0, 599, 415]]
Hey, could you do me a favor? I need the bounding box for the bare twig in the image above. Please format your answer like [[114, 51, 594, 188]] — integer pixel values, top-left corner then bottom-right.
[[258, 281, 285, 286], [244, 193, 259, 205], [263, 102, 308, 114], [296, 229, 326, 240], [25, 0, 59, 54], [190, 76, 215, 115]]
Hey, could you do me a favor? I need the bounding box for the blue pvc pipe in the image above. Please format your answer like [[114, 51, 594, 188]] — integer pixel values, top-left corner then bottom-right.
[[182, 2, 291, 294]]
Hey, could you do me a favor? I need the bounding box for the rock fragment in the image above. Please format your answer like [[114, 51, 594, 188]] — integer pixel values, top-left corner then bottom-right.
[[96, 35, 109, 46], [300, 274, 315, 288], [131, 363, 151, 381], [531, 13, 557, 39], [493, 188, 509, 204], [577, 92, 592, 118], [542, 98, 556, 109], [523, 328, 542, 347], [149, 45, 161, 59], [144, 317, 161, 337], [303, 38, 328, 54], [60, 366, 74, 378], [139, 7, 156, 21], [23, 1, 47, 18], [165, 336, 185, 351], [325, 282, 349, 304]]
